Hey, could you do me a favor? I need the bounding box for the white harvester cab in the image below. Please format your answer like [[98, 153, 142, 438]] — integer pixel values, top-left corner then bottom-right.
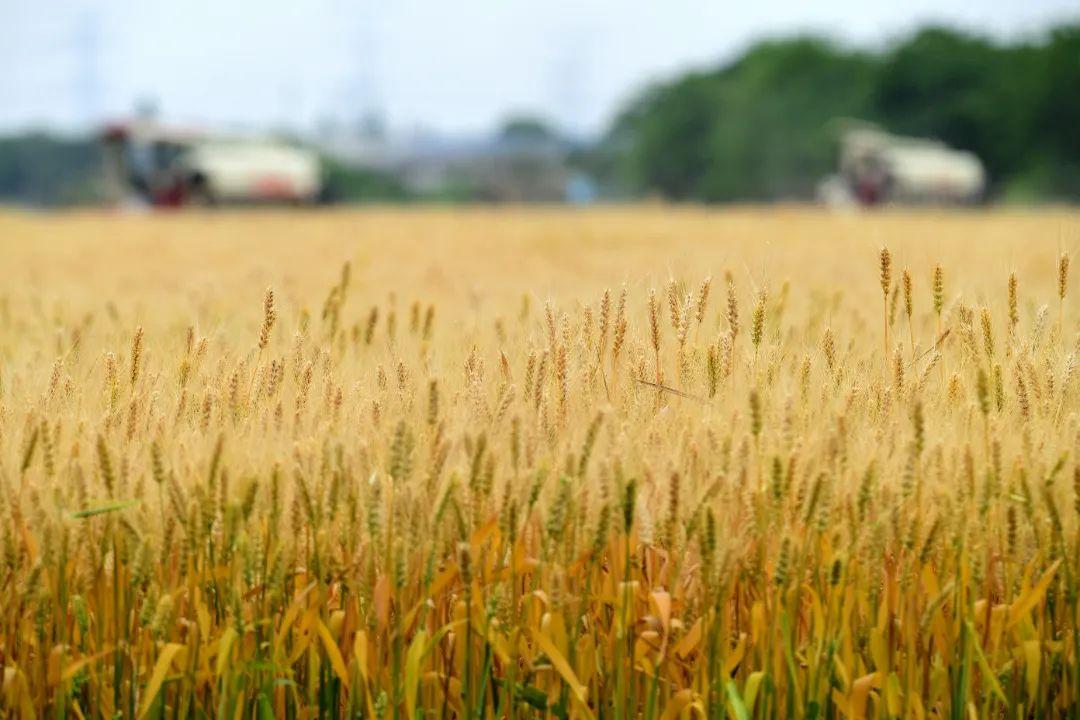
[[101, 120, 322, 207], [819, 123, 986, 207]]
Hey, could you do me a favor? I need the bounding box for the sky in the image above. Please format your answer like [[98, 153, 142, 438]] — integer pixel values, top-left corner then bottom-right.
[[1, 0, 1077, 138]]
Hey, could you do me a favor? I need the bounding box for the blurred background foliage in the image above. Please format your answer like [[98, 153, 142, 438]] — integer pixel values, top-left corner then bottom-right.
[[595, 24, 1080, 202], [1, 24, 1078, 206]]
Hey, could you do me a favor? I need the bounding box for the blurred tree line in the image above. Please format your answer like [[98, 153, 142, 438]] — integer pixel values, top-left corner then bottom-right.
[[1, 24, 1077, 206], [590, 24, 1080, 202], [0, 134, 102, 206]]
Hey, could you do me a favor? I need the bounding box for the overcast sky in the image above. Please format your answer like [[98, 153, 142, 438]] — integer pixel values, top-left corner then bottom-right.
[[2, 0, 1077, 137]]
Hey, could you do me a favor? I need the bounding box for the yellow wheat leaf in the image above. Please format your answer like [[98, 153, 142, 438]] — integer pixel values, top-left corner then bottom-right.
[[274, 582, 317, 651], [137, 643, 185, 719], [884, 673, 901, 717], [61, 646, 115, 682], [722, 634, 747, 677], [404, 629, 429, 720], [196, 603, 211, 640], [1008, 561, 1059, 629], [315, 619, 350, 688], [869, 628, 888, 672], [530, 627, 595, 720], [3, 665, 37, 720], [215, 627, 238, 678], [847, 671, 882, 720], [673, 617, 702, 659], [1023, 640, 1041, 699], [353, 630, 369, 679], [659, 688, 705, 720], [575, 634, 597, 688], [750, 602, 766, 644], [908, 692, 926, 720], [743, 671, 766, 715]]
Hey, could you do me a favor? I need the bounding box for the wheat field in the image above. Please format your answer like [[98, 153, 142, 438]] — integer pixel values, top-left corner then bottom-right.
[[0, 207, 1078, 719]]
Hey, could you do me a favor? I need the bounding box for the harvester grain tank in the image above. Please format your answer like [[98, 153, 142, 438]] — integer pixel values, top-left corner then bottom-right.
[[101, 120, 322, 207], [818, 124, 986, 207]]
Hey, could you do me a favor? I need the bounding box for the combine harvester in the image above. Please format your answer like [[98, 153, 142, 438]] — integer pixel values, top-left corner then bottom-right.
[[818, 123, 985, 207], [101, 120, 322, 207]]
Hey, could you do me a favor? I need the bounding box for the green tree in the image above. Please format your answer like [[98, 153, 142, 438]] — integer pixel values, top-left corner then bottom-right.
[[873, 27, 1039, 182], [615, 38, 878, 201]]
